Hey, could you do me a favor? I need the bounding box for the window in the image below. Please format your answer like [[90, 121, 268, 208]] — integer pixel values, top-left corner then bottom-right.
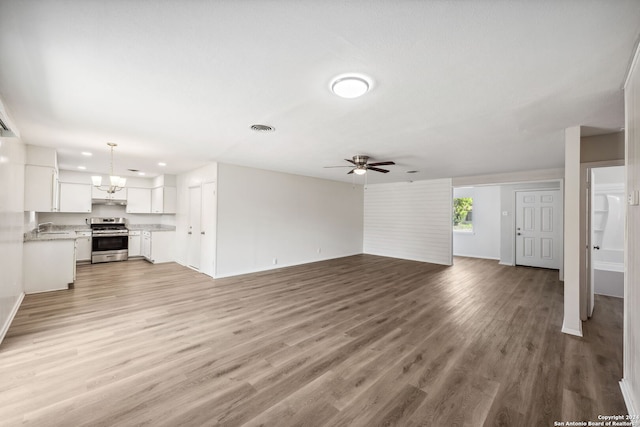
[[453, 197, 473, 232]]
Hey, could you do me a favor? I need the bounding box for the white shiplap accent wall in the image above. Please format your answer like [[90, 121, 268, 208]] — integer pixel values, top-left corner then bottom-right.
[[364, 178, 452, 265]]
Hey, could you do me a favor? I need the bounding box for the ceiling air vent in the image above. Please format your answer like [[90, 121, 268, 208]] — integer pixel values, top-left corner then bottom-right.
[[0, 116, 15, 137], [250, 124, 275, 132]]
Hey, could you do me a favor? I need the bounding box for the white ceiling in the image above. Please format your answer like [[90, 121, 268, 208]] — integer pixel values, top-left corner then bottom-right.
[[0, 1, 639, 184]]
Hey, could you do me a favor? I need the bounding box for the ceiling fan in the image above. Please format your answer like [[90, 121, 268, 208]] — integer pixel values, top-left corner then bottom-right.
[[324, 155, 395, 175]]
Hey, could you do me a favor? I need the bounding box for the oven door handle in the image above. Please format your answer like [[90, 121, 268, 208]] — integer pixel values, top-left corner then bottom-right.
[[92, 233, 129, 237]]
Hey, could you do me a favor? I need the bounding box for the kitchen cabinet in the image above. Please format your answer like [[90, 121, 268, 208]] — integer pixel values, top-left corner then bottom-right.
[[142, 230, 175, 263], [24, 239, 74, 293], [92, 185, 127, 202], [142, 231, 151, 259], [24, 165, 59, 212], [75, 231, 92, 262], [59, 182, 92, 213], [151, 186, 176, 214], [128, 231, 142, 257], [126, 188, 152, 213]]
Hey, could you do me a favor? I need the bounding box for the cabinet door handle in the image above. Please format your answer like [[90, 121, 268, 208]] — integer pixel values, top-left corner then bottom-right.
[[201, 231, 205, 235], [188, 232, 192, 235]]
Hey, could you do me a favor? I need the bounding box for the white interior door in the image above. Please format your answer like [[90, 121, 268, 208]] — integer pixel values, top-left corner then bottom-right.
[[187, 186, 202, 270], [515, 190, 561, 269], [200, 181, 216, 277]]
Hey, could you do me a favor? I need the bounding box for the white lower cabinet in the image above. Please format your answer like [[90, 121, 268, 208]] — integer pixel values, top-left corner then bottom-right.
[[128, 231, 142, 257], [75, 231, 92, 262], [142, 230, 175, 263], [142, 231, 151, 259], [24, 240, 75, 293]]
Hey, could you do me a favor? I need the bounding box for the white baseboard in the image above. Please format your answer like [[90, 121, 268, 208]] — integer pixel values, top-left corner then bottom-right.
[[453, 253, 500, 261], [0, 292, 24, 346], [498, 261, 514, 266], [620, 379, 638, 420], [561, 321, 583, 337]]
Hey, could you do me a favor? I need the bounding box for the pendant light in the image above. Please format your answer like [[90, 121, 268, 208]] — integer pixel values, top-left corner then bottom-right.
[[91, 142, 126, 194]]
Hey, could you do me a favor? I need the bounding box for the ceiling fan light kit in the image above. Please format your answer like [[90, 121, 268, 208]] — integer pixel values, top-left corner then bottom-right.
[[325, 154, 395, 175]]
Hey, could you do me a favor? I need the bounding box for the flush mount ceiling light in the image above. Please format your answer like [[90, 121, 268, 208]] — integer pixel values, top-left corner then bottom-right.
[[91, 142, 126, 195], [330, 74, 371, 98]]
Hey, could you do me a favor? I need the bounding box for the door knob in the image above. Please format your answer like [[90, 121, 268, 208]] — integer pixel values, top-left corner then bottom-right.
[[188, 232, 192, 235], [517, 232, 522, 236], [201, 231, 205, 235]]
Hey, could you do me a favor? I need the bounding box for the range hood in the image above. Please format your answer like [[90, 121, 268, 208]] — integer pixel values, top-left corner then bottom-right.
[[91, 198, 127, 206]]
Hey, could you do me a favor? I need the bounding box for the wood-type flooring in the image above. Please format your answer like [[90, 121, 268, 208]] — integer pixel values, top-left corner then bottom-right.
[[0, 255, 626, 426]]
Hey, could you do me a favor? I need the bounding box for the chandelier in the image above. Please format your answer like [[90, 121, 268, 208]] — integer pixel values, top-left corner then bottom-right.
[[91, 142, 126, 194]]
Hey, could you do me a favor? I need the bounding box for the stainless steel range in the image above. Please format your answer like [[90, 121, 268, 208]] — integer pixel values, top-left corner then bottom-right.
[[90, 217, 129, 263]]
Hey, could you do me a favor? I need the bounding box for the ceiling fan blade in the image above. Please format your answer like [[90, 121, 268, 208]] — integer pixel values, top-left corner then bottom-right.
[[347, 169, 355, 174], [368, 161, 395, 167], [324, 165, 353, 168], [344, 158, 357, 165], [367, 166, 390, 173]]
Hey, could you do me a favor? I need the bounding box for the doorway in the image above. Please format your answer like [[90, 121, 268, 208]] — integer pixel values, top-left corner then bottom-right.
[[586, 165, 625, 316], [515, 190, 562, 269]]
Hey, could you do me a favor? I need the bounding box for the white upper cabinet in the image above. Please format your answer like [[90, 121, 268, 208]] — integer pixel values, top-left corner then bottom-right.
[[24, 145, 59, 212], [59, 182, 92, 213], [92, 185, 127, 202], [126, 188, 152, 213], [24, 165, 58, 212], [151, 186, 176, 214]]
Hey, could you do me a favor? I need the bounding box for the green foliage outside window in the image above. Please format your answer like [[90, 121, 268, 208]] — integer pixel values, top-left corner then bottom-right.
[[453, 197, 473, 231]]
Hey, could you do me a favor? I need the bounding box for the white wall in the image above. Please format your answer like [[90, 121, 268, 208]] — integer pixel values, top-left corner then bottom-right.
[[621, 43, 640, 418], [563, 126, 582, 337], [216, 163, 363, 278], [175, 163, 218, 269], [452, 186, 500, 260], [0, 136, 26, 344], [364, 179, 452, 265]]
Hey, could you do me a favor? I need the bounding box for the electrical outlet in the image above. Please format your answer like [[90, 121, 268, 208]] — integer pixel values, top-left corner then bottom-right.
[[273, 258, 277, 265], [317, 248, 321, 254], [629, 190, 640, 206]]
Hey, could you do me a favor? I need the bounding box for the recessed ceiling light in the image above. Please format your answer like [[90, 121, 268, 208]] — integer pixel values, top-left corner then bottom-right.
[[158, 162, 166, 167], [81, 152, 92, 156], [330, 74, 371, 98], [138, 172, 146, 176], [77, 166, 86, 170]]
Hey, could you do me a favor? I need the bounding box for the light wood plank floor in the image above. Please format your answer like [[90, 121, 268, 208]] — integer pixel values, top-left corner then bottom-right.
[[1, 255, 625, 426]]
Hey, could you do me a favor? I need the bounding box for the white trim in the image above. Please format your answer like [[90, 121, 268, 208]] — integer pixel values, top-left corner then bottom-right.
[[620, 379, 639, 421], [453, 253, 499, 261], [624, 37, 640, 89], [499, 261, 514, 266], [0, 292, 24, 346], [561, 322, 583, 337]]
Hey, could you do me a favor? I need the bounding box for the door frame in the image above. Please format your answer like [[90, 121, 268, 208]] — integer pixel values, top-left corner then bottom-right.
[[580, 160, 625, 321]]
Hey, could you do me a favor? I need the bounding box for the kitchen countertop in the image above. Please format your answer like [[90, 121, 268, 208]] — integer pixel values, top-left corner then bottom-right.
[[24, 225, 92, 242]]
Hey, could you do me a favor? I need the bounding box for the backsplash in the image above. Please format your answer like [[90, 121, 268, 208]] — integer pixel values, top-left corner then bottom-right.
[[29, 204, 175, 230]]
